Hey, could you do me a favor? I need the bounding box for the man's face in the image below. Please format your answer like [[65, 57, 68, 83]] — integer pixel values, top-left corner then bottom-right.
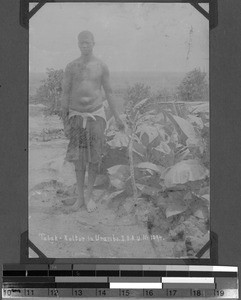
[[78, 36, 94, 56]]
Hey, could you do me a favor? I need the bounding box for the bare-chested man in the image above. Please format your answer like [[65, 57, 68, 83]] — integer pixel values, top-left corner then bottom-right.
[[61, 31, 124, 213]]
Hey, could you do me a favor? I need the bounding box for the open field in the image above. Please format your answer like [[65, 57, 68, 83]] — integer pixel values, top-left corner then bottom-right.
[[29, 102, 209, 259], [29, 71, 185, 96]]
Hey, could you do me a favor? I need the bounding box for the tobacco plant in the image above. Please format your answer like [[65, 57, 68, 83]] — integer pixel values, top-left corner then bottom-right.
[[105, 95, 210, 225]]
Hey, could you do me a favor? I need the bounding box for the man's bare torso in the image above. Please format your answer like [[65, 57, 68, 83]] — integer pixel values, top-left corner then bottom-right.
[[68, 56, 104, 112]]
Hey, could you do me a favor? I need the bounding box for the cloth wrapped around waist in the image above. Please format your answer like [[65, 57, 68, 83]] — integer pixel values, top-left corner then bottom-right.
[[65, 105, 106, 164], [68, 105, 106, 128]]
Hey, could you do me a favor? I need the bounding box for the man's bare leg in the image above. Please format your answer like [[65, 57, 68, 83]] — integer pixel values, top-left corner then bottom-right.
[[85, 162, 98, 212], [71, 160, 86, 211]]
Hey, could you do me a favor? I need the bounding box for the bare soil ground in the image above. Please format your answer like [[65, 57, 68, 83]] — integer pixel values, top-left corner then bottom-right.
[[29, 105, 209, 259]]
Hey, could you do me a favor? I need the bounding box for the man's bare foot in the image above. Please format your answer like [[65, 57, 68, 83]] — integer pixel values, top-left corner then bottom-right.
[[86, 199, 97, 213], [70, 198, 84, 212]]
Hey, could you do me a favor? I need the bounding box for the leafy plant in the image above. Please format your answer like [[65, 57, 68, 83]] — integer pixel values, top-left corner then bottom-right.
[[32, 68, 64, 116], [177, 68, 209, 102], [105, 83, 210, 238]]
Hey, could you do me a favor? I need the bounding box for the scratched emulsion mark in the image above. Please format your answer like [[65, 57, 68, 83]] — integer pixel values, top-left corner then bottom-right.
[[186, 25, 194, 61]]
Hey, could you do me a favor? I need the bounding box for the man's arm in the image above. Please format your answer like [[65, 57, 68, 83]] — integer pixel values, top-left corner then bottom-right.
[[60, 64, 72, 124], [101, 63, 124, 129]]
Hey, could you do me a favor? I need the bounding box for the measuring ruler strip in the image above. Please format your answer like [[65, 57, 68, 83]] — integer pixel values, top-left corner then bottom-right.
[[2, 277, 217, 283], [2, 265, 238, 298], [3, 265, 238, 271], [3, 271, 237, 278], [162, 283, 216, 289], [2, 265, 238, 277], [109, 283, 163, 289], [2, 278, 238, 289], [162, 277, 215, 283], [3, 276, 55, 283], [2, 288, 239, 298]]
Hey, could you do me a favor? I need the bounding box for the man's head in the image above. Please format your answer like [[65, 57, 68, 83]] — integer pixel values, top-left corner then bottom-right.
[[78, 31, 95, 56]]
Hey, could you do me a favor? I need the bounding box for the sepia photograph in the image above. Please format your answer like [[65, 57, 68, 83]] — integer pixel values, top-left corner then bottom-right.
[[28, 2, 210, 259]]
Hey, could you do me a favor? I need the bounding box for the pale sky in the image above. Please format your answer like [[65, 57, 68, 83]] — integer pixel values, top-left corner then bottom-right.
[[29, 3, 209, 73]]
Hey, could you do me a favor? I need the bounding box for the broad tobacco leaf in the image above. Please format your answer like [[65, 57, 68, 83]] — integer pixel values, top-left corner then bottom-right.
[[136, 162, 164, 174], [105, 130, 117, 137], [136, 183, 160, 198], [136, 111, 156, 124], [102, 148, 129, 169], [107, 190, 126, 201], [183, 191, 193, 206], [190, 102, 209, 114], [94, 174, 109, 187], [193, 207, 209, 219], [171, 114, 199, 145], [152, 112, 165, 124], [187, 114, 204, 129], [151, 143, 174, 168], [190, 198, 209, 219], [106, 116, 116, 131], [202, 194, 210, 202], [191, 192, 210, 206], [148, 135, 162, 150], [165, 192, 188, 218], [107, 131, 129, 148], [164, 159, 209, 188], [132, 141, 146, 157], [185, 180, 203, 191], [136, 124, 160, 146], [138, 170, 165, 190], [156, 195, 168, 208], [198, 186, 210, 196], [106, 114, 127, 131], [132, 152, 144, 165], [188, 138, 206, 156], [174, 144, 192, 163], [154, 142, 171, 155], [107, 165, 130, 190], [155, 124, 169, 142], [164, 112, 188, 144]]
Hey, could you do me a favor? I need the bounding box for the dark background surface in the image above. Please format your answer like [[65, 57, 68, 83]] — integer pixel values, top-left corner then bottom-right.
[[0, 0, 240, 274]]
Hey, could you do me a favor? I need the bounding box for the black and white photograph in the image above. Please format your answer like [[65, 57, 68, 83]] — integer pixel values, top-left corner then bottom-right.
[[28, 2, 210, 259]]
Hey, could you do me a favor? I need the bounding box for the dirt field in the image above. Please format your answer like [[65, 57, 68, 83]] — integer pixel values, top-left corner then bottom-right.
[[29, 104, 209, 259]]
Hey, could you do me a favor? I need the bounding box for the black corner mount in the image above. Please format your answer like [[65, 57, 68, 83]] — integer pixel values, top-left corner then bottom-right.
[[20, 1, 218, 30], [190, 1, 209, 20], [20, 0, 47, 29], [190, 0, 218, 29]]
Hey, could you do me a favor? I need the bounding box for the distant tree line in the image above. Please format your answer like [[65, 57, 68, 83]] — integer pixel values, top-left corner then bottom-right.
[[31, 67, 208, 116], [30, 68, 63, 116], [177, 68, 209, 102]]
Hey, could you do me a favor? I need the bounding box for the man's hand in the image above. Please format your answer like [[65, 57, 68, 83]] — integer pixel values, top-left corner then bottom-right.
[[115, 116, 125, 131], [60, 107, 69, 121], [60, 107, 71, 138]]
